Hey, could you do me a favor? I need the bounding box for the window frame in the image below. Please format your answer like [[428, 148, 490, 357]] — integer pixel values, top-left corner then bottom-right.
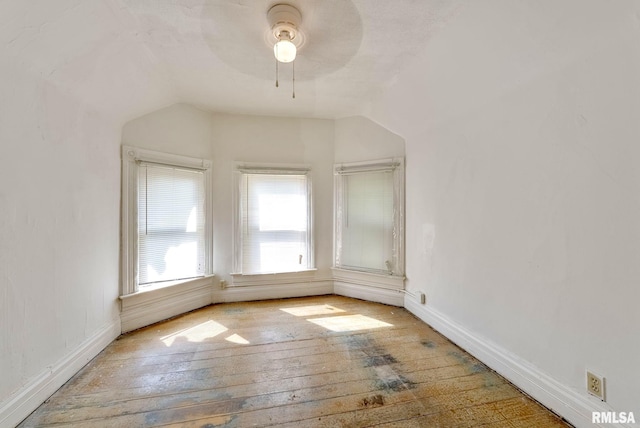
[[333, 157, 405, 277], [232, 162, 314, 276], [121, 145, 213, 296]]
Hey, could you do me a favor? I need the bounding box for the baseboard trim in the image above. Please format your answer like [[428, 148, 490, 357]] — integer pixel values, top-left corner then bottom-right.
[[215, 280, 334, 303], [404, 296, 622, 428], [120, 277, 214, 333], [331, 268, 405, 290], [0, 320, 120, 428], [334, 281, 404, 306]]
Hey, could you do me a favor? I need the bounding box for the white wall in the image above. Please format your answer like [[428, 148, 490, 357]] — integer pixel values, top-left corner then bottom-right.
[[122, 106, 336, 286], [334, 116, 405, 163], [0, 31, 124, 428], [367, 1, 640, 425], [0, 2, 177, 425]]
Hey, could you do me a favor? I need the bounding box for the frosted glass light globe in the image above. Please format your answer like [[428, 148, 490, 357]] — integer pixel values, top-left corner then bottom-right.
[[274, 39, 296, 63]]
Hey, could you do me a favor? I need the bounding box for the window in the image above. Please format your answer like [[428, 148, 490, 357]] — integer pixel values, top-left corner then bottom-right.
[[334, 158, 404, 276], [137, 163, 205, 285], [121, 146, 212, 295], [234, 164, 313, 275]]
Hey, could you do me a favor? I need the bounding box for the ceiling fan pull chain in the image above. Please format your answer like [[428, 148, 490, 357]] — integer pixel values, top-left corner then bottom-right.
[[275, 49, 279, 87], [292, 60, 295, 99]]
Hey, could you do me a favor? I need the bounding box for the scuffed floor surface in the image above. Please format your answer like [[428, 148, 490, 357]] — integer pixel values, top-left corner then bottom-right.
[[19, 296, 571, 427]]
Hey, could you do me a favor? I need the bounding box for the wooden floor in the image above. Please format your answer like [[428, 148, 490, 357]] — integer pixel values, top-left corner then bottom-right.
[[19, 296, 571, 427]]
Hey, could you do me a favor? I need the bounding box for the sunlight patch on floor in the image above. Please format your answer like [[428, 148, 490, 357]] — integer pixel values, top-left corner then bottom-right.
[[307, 314, 393, 332], [161, 320, 228, 346], [225, 333, 250, 344], [280, 304, 346, 317]]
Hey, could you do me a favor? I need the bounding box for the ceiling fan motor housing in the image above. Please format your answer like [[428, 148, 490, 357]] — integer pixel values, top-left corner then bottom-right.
[[268, 4, 304, 48]]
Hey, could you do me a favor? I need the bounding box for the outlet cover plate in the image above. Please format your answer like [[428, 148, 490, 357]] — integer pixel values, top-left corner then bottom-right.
[[587, 371, 605, 401]]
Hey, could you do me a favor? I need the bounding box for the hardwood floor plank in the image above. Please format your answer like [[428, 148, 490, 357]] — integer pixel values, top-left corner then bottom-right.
[[32, 366, 500, 425], [18, 296, 571, 428]]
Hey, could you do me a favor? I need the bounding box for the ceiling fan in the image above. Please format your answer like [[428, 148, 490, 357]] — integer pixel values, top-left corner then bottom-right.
[[267, 3, 305, 98]]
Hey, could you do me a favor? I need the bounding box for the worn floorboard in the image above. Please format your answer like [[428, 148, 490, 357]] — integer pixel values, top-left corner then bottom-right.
[[18, 295, 571, 427]]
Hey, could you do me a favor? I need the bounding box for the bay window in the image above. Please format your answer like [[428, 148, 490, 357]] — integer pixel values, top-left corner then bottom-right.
[[334, 158, 404, 277], [233, 164, 313, 275], [121, 146, 213, 295]]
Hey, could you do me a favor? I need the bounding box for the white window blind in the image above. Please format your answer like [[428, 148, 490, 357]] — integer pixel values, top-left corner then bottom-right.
[[138, 163, 206, 285], [335, 158, 404, 276], [239, 172, 310, 274], [341, 171, 394, 272]]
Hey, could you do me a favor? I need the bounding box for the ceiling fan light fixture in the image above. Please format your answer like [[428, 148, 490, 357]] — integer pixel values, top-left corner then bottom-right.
[[267, 4, 303, 97], [274, 33, 297, 63], [267, 4, 303, 63]]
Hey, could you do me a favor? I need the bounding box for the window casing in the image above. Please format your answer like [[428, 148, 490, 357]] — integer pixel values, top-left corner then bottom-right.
[[233, 164, 313, 275], [334, 158, 404, 276], [121, 146, 213, 295]]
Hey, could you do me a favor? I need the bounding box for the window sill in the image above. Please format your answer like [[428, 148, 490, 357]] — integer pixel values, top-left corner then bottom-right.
[[229, 269, 318, 287], [120, 275, 215, 302]]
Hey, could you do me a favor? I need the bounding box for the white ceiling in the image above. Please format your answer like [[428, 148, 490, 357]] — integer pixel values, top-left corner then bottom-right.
[[2, 0, 466, 120]]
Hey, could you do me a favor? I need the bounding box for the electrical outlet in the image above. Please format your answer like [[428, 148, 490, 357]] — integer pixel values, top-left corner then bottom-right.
[[220, 279, 227, 289], [587, 371, 605, 401], [419, 292, 426, 304]]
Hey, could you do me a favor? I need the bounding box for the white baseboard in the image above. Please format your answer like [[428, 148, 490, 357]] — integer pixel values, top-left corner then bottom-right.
[[120, 277, 214, 333], [334, 281, 404, 306], [0, 320, 120, 428], [214, 280, 333, 303], [331, 268, 405, 290], [404, 296, 625, 428]]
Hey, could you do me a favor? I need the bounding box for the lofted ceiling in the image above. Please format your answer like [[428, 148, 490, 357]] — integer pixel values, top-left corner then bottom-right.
[[2, 0, 465, 120]]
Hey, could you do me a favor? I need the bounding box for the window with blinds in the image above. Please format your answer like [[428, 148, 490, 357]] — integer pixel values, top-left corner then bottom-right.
[[340, 171, 394, 272], [334, 159, 404, 276], [138, 163, 206, 286], [236, 169, 312, 274]]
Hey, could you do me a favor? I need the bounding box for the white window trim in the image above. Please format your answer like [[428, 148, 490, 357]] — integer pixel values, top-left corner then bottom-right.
[[121, 145, 213, 296], [333, 157, 405, 277], [232, 162, 314, 278]]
